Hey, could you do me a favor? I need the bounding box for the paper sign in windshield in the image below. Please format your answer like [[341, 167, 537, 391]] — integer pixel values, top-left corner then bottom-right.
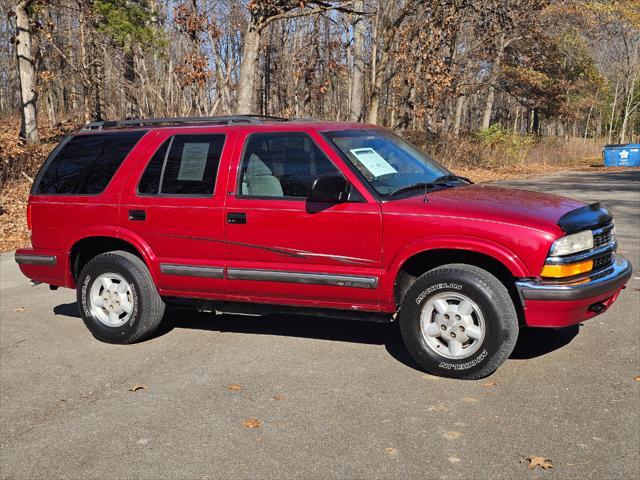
[[178, 143, 210, 181], [349, 147, 397, 177]]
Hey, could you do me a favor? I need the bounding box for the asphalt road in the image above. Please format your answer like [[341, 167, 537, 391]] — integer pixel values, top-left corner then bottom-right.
[[1, 170, 639, 480]]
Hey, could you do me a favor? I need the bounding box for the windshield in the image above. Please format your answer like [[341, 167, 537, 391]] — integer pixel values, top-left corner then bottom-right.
[[323, 129, 451, 197]]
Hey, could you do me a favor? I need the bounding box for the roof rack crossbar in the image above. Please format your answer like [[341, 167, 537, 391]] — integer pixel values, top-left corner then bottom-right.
[[82, 115, 290, 130]]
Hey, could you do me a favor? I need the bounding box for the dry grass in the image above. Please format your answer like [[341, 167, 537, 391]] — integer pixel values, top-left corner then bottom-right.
[[0, 180, 31, 252], [0, 115, 80, 252], [0, 118, 636, 252]]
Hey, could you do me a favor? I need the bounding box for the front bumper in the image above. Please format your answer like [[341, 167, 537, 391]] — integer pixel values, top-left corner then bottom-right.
[[515, 254, 632, 327]]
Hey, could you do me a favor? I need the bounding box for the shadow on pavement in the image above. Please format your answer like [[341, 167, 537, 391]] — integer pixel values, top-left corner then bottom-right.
[[53, 302, 579, 370], [510, 325, 579, 360]]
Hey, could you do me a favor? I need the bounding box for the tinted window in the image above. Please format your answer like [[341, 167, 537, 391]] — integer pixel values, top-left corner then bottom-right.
[[138, 139, 169, 194], [138, 135, 224, 196], [35, 131, 146, 195], [239, 133, 339, 198]]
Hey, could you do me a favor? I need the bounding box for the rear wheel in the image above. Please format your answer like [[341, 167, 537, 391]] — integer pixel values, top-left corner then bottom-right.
[[77, 250, 165, 344], [398, 263, 518, 379]]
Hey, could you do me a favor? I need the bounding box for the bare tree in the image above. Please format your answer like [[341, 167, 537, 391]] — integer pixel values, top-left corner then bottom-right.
[[0, 0, 637, 145], [349, 0, 365, 122], [237, 0, 360, 114], [11, 0, 39, 144]]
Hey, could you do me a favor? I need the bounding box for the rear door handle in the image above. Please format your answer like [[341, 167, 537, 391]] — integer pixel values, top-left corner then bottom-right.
[[128, 209, 146, 221], [227, 212, 246, 224]]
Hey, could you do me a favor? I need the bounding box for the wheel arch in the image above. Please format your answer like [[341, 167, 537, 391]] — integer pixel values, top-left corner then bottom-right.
[[388, 239, 528, 322], [68, 233, 155, 287]]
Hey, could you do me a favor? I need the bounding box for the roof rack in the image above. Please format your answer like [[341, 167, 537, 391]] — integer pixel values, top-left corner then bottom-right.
[[82, 114, 291, 130]]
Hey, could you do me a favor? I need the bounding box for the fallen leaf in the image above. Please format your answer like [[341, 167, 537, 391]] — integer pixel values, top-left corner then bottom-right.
[[15, 307, 27, 312], [463, 397, 478, 403], [483, 381, 497, 387], [427, 404, 448, 412], [443, 431, 462, 440], [273, 394, 286, 401], [227, 384, 242, 391], [243, 418, 261, 429], [384, 447, 397, 455], [521, 456, 554, 470], [634, 376, 640, 381], [128, 384, 147, 392], [448, 456, 460, 463]]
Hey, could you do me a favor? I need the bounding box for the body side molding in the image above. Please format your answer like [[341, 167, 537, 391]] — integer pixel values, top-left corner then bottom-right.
[[227, 268, 378, 289], [160, 263, 225, 279]]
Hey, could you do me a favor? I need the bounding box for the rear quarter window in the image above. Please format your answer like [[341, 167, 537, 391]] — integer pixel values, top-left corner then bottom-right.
[[34, 131, 146, 195]]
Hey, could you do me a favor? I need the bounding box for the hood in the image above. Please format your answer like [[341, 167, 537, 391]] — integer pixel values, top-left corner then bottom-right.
[[384, 184, 585, 233]]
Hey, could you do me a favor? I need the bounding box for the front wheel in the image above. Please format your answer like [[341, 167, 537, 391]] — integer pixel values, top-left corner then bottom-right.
[[398, 263, 518, 379], [77, 250, 165, 344]]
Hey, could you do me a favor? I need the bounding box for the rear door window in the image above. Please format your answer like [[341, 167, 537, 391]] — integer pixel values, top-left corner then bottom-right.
[[34, 131, 146, 195], [137, 134, 225, 196]]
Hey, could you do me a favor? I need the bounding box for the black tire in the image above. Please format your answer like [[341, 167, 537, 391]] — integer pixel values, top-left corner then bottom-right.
[[398, 263, 518, 379], [76, 250, 165, 344]]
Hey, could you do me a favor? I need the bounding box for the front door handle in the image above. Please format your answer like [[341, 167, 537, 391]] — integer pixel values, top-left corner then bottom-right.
[[227, 212, 246, 224], [128, 209, 146, 221]]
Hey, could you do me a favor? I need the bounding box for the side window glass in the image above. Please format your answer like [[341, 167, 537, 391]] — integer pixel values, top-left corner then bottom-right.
[[137, 134, 225, 196], [138, 139, 169, 194], [239, 133, 339, 199], [35, 131, 145, 195]]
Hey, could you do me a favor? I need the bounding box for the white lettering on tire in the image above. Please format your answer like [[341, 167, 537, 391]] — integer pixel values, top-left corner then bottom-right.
[[415, 283, 462, 305], [81, 275, 91, 318], [128, 284, 139, 327], [438, 349, 488, 370]]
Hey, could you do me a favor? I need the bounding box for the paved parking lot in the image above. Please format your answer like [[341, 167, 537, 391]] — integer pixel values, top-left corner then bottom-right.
[[1, 170, 639, 479]]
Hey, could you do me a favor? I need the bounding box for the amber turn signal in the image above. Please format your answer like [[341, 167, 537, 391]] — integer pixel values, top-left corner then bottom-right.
[[540, 260, 593, 278]]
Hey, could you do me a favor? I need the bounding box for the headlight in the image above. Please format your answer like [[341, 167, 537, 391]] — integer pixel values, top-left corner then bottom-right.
[[549, 230, 594, 256]]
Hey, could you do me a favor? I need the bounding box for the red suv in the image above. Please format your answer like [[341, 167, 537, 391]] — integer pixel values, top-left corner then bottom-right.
[[15, 116, 632, 379]]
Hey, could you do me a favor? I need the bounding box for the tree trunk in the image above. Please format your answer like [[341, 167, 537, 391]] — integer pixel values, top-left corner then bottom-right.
[[13, 0, 39, 144], [619, 73, 638, 144], [349, 0, 365, 122], [367, 7, 380, 124], [533, 109, 540, 135], [481, 33, 506, 131], [608, 79, 620, 144], [237, 26, 262, 114], [93, 43, 105, 121], [395, 58, 422, 131], [453, 94, 465, 136]]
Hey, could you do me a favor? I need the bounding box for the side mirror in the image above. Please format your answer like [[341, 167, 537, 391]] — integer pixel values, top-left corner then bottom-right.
[[309, 175, 349, 203]]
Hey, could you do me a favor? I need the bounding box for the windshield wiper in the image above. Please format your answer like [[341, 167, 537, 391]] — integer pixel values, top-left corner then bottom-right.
[[431, 174, 473, 184], [387, 175, 472, 197], [387, 182, 437, 197]]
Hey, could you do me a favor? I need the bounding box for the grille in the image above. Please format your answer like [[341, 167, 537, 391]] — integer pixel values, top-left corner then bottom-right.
[[590, 223, 614, 271], [593, 253, 613, 270], [593, 225, 614, 249]]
